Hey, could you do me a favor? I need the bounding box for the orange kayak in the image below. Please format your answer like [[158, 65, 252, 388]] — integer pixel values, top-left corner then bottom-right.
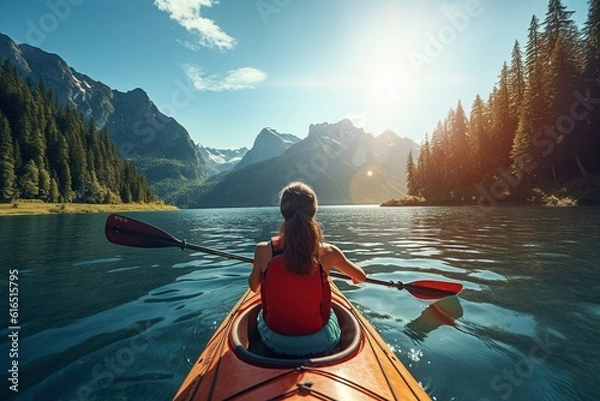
[[174, 283, 431, 400]]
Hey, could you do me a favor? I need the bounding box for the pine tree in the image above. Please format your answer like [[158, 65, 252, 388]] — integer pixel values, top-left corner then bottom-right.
[[37, 157, 51, 200], [508, 41, 526, 121], [447, 101, 472, 196], [120, 183, 132, 203], [505, 42, 527, 189], [490, 64, 513, 170], [0, 112, 17, 201], [48, 176, 60, 203], [543, 0, 585, 180], [584, 0, 600, 87], [416, 135, 431, 196], [468, 94, 488, 181], [19, 160, 39, 199], [525, 15, 543, 75], [55, 134, 73, 201], [578, 0, 600, 175], [478, 89, 498, 178], [542, 0, 579, 55], [512, 14, 551, 186], [406, 149, 417, 196], [429, 121, 449, 200]]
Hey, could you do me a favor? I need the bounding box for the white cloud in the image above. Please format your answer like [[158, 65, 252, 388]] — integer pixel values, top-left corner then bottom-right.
[[176, 39, 201, 51], [184, 65, 267, 91], [154, 0, 236, 50]]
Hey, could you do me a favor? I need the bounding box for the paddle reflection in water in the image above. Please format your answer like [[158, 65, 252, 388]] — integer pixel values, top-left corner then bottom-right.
[[405, 296, 464, 342]]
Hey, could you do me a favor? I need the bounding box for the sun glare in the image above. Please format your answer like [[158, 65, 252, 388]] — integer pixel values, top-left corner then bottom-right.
[[368, 68, 412, 106], [371, 72, 399, 103]]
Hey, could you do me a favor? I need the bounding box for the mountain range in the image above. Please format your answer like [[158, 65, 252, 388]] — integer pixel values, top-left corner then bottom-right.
[[172, 119, 419, 207], [0, 32, 418, 206]]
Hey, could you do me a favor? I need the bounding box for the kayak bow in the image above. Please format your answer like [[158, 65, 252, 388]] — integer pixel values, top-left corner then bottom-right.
[[173, 284, 431, 401]]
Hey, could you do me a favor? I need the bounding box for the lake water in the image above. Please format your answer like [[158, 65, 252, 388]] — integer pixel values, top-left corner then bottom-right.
[[1, 205, 599, 401]]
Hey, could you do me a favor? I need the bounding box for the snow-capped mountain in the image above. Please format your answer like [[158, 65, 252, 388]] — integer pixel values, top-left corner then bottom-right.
[[198, 146, 248, 176]]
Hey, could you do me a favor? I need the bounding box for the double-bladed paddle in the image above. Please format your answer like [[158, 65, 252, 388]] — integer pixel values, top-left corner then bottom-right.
[[104, 214, 463, 300]]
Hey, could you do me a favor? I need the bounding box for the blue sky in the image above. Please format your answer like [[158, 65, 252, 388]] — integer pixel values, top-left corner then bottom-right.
[[0, 0, 589, 149]]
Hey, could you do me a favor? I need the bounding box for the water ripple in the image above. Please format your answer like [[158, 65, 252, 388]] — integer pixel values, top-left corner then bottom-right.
[[73, 257, 123, 266]]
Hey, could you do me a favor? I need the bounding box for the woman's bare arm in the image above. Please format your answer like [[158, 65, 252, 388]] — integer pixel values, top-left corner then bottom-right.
[[322, 244, 366, 284], [249, 242, 271, 292]]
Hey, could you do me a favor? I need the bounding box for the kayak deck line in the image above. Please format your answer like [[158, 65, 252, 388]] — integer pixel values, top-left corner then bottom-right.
[[221, 366, 391, 401], [174, 283, 431, 401]]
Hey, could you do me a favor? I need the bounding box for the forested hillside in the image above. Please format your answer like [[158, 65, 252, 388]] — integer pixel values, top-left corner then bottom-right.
[[0, 61, 157, 204], [403, 0, 600, 206]]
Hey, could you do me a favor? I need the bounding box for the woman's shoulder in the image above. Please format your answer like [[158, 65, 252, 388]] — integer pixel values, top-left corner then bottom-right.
[[254, 241, 272, 272], [319, 242, 344, 264], [255, 241, 271, 254], [320, 242, 342, 254]]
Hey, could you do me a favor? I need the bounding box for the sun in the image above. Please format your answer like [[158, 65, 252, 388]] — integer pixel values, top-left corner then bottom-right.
[[367, 170, 374, 177], [369, 69, 411, 106], [371, 72, 399, 103]]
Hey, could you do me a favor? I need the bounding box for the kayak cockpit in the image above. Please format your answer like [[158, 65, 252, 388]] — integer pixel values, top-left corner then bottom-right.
[[229, 302, 361, 368]]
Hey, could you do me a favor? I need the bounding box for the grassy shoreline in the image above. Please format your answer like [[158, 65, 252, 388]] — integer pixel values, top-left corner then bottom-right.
[[0, 200, 178, 217]]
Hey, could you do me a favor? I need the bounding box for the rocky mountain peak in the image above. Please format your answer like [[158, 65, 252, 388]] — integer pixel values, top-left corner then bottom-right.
[[309, 119, 369, 141], [234, 127, 300, 171], [0, 34, 30, 75]]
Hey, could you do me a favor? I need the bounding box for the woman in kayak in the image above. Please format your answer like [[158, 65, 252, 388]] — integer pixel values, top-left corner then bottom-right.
[[249, 181, 367, 356]]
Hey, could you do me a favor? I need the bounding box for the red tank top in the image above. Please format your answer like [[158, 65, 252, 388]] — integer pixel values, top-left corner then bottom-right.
[[260, 236, 331, 335]]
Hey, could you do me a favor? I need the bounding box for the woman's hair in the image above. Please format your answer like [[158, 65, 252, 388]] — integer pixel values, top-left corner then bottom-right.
[[279, 182, 323, 275]]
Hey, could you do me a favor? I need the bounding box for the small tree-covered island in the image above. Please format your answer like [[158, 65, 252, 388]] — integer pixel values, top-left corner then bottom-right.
[[0, 61, 173, 214], [383, 0, 600, 208]]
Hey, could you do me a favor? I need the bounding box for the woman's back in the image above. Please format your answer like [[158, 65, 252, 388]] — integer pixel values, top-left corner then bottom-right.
[[260, 236, 331, 335], [248, 182, 366, 356]]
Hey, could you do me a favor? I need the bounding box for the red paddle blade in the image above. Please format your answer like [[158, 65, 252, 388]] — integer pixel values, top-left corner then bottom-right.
[[404, 280, 463, 300], [335, 273, 463, 300], [105, 214, 181, 248]]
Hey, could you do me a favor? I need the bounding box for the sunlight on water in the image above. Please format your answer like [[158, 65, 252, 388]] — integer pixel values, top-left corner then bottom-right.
[[107, 265, 141, 273], [73, 257, 124, 266]]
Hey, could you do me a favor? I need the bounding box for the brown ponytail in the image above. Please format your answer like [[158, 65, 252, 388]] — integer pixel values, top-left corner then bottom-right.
[[279, 182, 323, 275]]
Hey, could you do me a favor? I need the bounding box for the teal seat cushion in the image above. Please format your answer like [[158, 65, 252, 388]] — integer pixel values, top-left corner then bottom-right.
[[257, 309, 341, 356]]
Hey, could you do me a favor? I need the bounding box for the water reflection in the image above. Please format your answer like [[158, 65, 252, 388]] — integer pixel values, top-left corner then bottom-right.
[[405, 296, 464, 342]]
